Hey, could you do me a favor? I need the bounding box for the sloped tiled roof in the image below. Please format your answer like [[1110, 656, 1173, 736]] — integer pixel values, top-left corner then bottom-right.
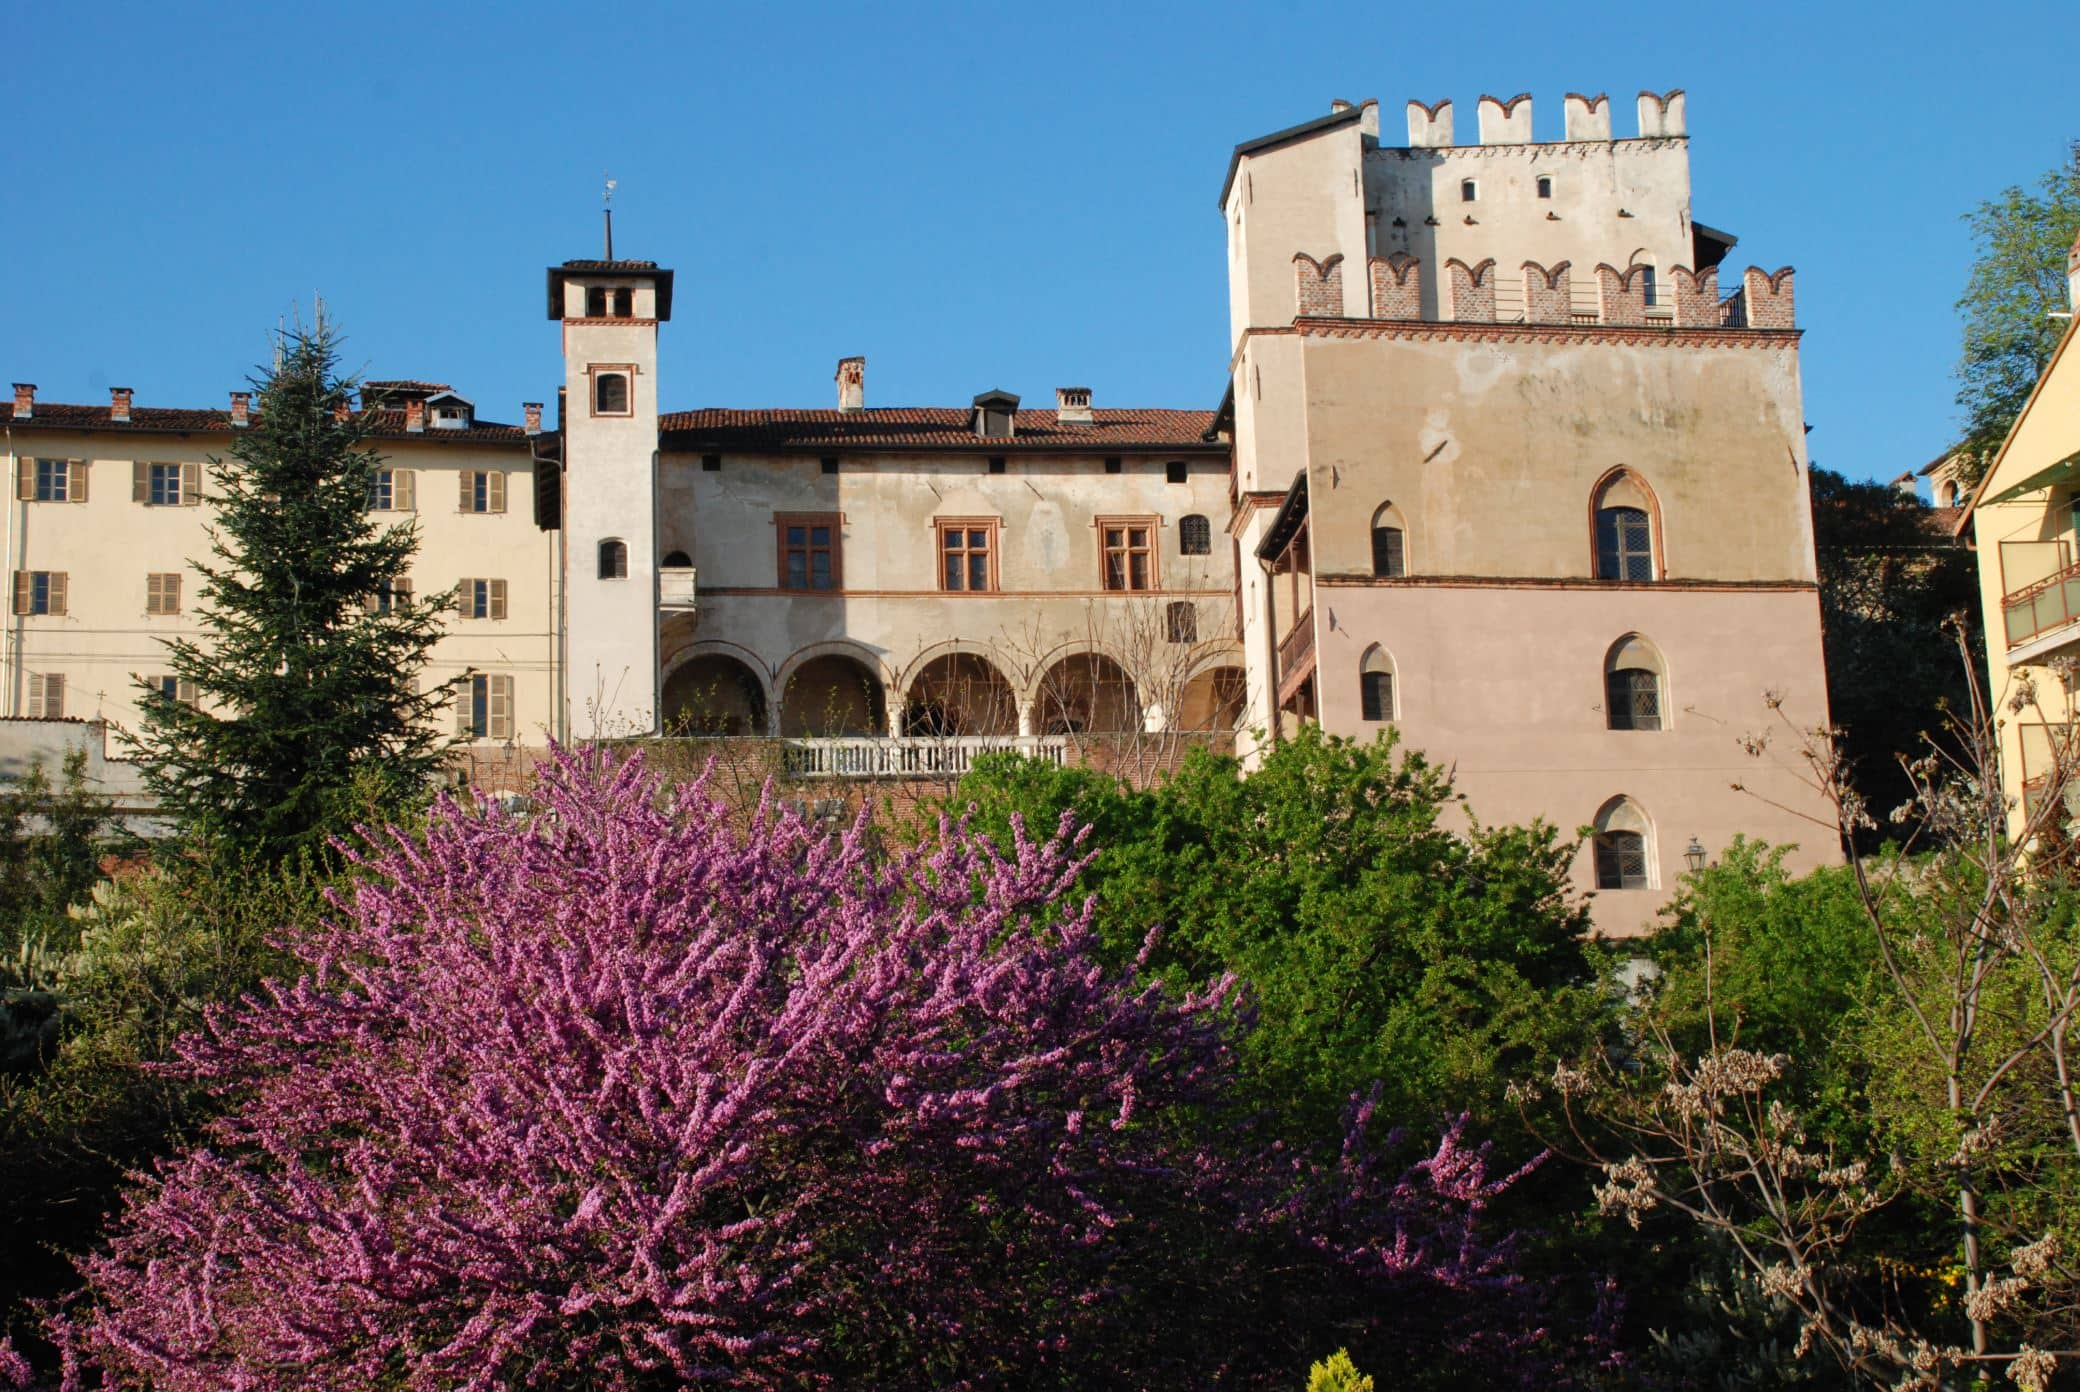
[[1, 401, 532, 444], [659, 407, 1222, 452]]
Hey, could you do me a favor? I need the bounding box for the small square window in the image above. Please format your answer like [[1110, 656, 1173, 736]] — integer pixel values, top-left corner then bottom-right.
[[1165, 601, 1197, 643], [821, 457, 840, 475], [1104, 457, 1122, 475], [987, 457, 1006, 475], [702, 454, 722, 472], [1165, 461, 1188, 485], [1461, 179, 1478, 202], [1536, 175, 1554, 199]]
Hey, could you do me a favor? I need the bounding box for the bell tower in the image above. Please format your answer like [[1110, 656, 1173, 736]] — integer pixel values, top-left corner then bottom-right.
[[547, 255, 674, 738]]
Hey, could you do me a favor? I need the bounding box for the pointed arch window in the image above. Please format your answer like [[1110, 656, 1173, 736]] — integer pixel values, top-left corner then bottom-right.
[[1369, 502, 1407, 578], [1603, 634, 1666, 731], [1592, 797, 1655, 890], [1359, 645, 1396, 722], [1592, 471, 1658, 582]]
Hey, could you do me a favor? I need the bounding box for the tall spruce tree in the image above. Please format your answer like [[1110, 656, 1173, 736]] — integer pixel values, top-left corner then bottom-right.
[[125, 318, 455, 861]]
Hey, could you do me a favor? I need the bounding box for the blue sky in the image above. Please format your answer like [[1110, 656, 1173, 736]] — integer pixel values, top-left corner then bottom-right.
[[3, 0, 2073, 483]]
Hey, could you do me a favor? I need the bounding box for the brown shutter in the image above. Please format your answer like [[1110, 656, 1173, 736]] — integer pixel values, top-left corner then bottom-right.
[[396, 469, 415, 512], [48, 573, 67, 616], [132, 461, 148, 503], [14, 459, 30, 501], [169, 573, 181, 613], [489, 579, 507, 620], [456, 677, 475, 738], [176, 678, 197, 706], [488, 471, 506, 514], [181, 461, 202, 505], [459, 470, 473, 512], [12, 572, 28, 615], [70, 459, 88, 503], [395, 577, 412, 602], [41, 674, 63, 718], [490, 675, 513, 741]]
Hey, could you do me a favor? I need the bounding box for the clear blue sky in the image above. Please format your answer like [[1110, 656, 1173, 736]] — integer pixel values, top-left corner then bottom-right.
[[4, 0, 2073, 484]]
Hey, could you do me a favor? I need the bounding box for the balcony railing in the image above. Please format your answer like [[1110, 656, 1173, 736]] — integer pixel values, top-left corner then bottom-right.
[[660, 566, 697, 612], [779, 735, 1068, 779], [2004, 557, 2080, 649], [1277, 606, 1314, 676]]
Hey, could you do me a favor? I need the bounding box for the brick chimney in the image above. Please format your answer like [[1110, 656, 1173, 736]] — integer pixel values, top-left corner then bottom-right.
[[110, 387, 133, 423], [11, 384, 33, 420], [836, 356, 865, 412], [229, 391, 250, 428], [1056, 386, 1093, 425], [404, 399, 426, 433], [333, 400, 350, 423], [523, 401, 543, 435]]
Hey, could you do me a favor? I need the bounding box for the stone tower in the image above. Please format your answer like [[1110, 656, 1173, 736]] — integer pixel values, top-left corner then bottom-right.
[[547, 257, 674, 738]]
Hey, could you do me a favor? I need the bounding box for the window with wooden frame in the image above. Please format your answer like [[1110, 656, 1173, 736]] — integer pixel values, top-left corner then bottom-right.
[[1178, 514, 1212, 556], [592, 368, 632, 416], [1097, 517, 1157, 592], [368, 467, 415, 512], [145, 572, 181, 616], [365, 576, 412, 616], [13, 571, 66, 616], [147, 674, 198, 706], [1359, 646, 1395, 721], [457, 673, 514, 741], [936, 519, 998, 592], [459, 578, 508, 620], [21, 458, 87, 503], [26, 673, 63, 719], [776, 513, 840, 591], [133, 460, 201, 507], [460, 470, 506, 514], [1595, 507, 1654, 581]]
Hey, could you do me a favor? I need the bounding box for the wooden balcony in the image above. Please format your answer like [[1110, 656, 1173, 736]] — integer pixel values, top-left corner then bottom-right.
[[1275, 606, 1315, 706]]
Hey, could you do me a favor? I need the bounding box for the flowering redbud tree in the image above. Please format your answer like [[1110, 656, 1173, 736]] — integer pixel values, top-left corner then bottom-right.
[[7, 748, 1598, 1389]]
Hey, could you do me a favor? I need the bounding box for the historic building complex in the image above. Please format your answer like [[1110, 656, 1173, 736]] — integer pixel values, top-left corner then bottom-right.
[[1, 90, 1841, 933]]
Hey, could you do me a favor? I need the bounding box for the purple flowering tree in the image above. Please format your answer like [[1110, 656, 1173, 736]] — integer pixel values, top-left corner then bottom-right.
[[8, 749, 1599, 1389]]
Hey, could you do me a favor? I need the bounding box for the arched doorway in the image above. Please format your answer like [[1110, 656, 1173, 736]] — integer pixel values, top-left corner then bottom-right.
[[662, 653, 768, 736], [904, 652, 1017, 736], [1176, 665, 1246, 731], [780, 654, 887, 737], [1031, 652, 1139, 735]]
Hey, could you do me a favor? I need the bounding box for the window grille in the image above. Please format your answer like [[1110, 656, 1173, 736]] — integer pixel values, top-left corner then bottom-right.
[[1605, 668, 1661, 731], [1594, 831, 1649, 890], [1179, 514, 1212, 555], [1595, 507, 1654, 581]]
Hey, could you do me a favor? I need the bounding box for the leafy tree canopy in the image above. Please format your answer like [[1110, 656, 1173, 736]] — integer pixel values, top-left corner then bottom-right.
[[949, 726, 1609, 1137], [1954, 140, 2080, 475]]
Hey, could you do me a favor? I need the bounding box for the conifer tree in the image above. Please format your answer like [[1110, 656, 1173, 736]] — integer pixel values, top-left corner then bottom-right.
[[125, 318, 455, 861]]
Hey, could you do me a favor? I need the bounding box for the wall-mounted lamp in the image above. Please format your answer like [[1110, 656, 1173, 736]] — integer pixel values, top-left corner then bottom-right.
[[1684, 837, 1707, 874]]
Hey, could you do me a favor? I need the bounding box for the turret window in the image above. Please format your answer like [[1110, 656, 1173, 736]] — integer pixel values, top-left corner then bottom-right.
[[1460, 179, 1478, 202], [593, 371, 631, 416], [1537, 175, 1553, 199]]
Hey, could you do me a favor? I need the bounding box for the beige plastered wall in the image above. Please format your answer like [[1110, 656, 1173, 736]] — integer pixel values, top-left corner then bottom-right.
[[1967, 324, 2080, 838], [658, 447, 1242, 732], [0, 427, 557, 753]]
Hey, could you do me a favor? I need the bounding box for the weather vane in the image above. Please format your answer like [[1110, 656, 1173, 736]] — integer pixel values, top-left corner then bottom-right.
[[603, 174, 618, 258]]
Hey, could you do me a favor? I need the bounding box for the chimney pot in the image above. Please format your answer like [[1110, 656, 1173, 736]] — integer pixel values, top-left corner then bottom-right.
[[110, 386, 133, 423], [333, 400, 351, 423], [404, 399, 425, 433], [11, 384, 33, 419], [1055, 386, 1094, 425], [835, 356, 866, 412], [523, 401, 543, 435], [229, 391, 250, 427]]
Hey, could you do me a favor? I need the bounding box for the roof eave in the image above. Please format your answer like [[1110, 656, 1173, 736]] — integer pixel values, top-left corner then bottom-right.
[[1216, 105, 1366, 211]]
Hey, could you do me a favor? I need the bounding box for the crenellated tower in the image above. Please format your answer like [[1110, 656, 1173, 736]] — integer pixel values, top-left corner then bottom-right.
[[547, 257, 673, 737]]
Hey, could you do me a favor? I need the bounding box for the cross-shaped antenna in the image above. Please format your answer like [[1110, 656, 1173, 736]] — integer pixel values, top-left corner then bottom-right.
[[602, 175, 617, 259]]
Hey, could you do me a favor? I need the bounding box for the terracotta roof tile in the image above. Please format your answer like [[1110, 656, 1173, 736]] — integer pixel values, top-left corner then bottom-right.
[[2, 402, 532, 445], [660, 407, 1222, 452]]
